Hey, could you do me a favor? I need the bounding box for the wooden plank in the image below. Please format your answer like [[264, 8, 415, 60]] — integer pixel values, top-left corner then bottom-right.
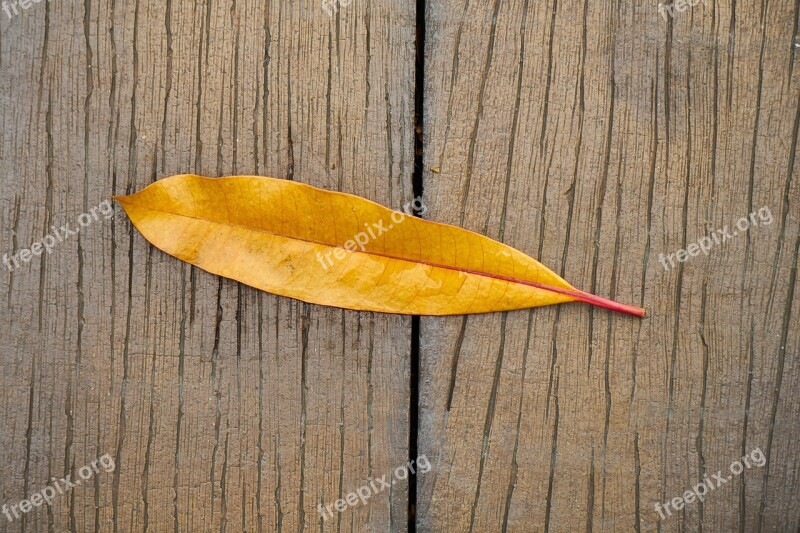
[[418, 0, 800, 531], [0, 0, 416, 531]]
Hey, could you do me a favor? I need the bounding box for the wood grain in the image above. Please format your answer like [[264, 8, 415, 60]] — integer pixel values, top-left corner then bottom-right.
[[0, 0, 415, 531], [1, 0, 798, 531], [418, 0, 799, 531]]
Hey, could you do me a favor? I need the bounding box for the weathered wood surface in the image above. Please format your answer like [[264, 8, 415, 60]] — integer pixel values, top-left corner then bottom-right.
[[0, 1, 415, 531], [419, 0, 799, 532], [1, 0, 798, 532]]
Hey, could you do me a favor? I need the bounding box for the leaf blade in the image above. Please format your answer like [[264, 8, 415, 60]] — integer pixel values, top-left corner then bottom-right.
[[115, 174, 645, 317]]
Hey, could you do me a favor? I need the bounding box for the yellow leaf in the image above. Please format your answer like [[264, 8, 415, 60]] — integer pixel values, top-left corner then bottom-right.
[[114, 175, 645, 317]]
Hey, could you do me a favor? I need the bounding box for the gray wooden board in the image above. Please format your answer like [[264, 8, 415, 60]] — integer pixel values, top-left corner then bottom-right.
[[418, 0, 800, 531], [0, 0, 415, 531]]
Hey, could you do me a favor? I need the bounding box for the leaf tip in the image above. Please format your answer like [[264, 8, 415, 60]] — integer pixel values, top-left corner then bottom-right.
[[112, 195, 133, 206]]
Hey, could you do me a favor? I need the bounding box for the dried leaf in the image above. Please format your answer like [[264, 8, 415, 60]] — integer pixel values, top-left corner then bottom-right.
[[114, 175, 645, 317]]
